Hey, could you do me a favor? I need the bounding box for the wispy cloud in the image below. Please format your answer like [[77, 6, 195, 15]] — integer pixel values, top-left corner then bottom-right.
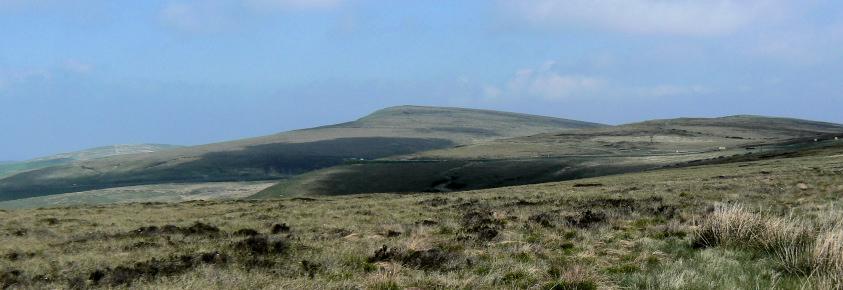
[[744, 15, 843, 64], [159, 0, 356, 35], [0, 59, 96, 97], [62, 59, 94, 75], [483, 61, 609, 101], [481, 61, 711, 102], [638, 84, 712, 98], [158, 1, 241, 35], [0, 67, 50, 97], [496, 0, 785, 37]]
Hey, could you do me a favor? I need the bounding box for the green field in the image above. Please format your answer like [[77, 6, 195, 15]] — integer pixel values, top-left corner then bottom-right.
[[1, 140, 841, 289]]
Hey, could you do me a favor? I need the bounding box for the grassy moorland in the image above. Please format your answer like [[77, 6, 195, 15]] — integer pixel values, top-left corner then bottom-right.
[[0, 106, 603, 202], [0, 181, 277, 210], [0, 144, 181, 179], [1, 141, 841, 289], [254, 115, 843, 198], [400, 115, 843, 159]]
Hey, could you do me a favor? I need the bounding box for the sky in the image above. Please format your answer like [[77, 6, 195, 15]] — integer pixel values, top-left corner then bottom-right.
[[2, 0, 843, 161]]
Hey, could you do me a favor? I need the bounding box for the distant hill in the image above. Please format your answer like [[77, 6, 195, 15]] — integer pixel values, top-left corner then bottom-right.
[[252, 115, 843, 198], [0, 106, 604, 202], [0, 181, 278, 210], [0, 144, 182, 179]]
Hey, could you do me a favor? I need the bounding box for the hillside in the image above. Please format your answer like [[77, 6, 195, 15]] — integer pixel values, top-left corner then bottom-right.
[[2, 139, 842, 289], [0, 144, 182, 179], [0, 181, 278, 210], [0, 106, 604, 202], [253, 115, 843, 198]]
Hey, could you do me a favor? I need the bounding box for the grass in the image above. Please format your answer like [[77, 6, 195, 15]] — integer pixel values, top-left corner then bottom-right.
[[0, 144, 181, 179], [693, 204, 843, 286], [255, 116, 843, 198], [0, 106, 600, 201], [1, 141, 842, 288], [399, 115, 843, 160], [0, 181, 278, 210], [254, 149, 772, 198]]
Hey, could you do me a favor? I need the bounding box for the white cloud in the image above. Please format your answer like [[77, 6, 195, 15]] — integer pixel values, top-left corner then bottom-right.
[[62, 59, 94, 75], [645, 85, 711, 97], [0, 59, 97, 97], [0, 67, 51, 97], [497, 0, 785, 37], [745, 15, 843, 65], [482, 85, 503, 99], [485, 61, 609, 101], [158, 1, 240, 35], [481, 61, 711, 102]]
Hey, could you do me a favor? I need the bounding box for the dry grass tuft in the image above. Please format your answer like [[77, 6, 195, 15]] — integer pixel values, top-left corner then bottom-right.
[[812, 226, 843, 287], [694, 204, 843, 286]]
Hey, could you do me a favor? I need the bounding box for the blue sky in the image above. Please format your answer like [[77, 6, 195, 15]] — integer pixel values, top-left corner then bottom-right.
[[2, 0, 843, 161]]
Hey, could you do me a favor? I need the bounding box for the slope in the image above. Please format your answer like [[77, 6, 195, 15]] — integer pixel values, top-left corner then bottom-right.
[[0, 144, 182, 179], [3, 139, 842, 289], [253, 115, 843, 198], [0, 106, 604, 202]]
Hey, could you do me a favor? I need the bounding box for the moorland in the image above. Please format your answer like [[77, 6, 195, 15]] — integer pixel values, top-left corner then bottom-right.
[[0, 144, 181, 179], [0, 106, 603, 202], [1, 106, 842, 289], [1, 139, 841, 289], [254, 115, 843, 198]]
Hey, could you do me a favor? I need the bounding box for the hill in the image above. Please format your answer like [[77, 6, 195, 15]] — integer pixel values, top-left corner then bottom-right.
[[2, 138, 842, 288], [253, 115, 843, 198], [0, 181, 277, 210], [0, 144, 182, 179], [0, 106, 604, 202]]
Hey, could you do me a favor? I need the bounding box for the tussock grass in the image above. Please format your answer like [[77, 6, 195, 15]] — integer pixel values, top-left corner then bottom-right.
[[694, 204, 843, 287], [812, 226, 843, 288]]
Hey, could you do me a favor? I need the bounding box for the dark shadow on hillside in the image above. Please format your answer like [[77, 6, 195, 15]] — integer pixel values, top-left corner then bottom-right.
[[280, 158, 656, 197]]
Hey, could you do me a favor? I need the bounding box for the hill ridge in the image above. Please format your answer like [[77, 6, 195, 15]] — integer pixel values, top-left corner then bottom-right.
[[0, 143, 182, 179], [252, 114, 843, 198], [0, 106, 601, 202]]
